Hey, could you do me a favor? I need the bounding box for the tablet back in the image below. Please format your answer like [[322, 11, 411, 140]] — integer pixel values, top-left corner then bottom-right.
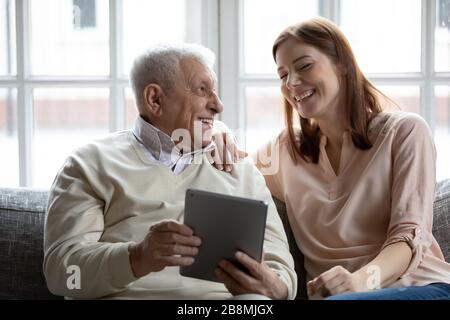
[[180, 189, 268, 283]]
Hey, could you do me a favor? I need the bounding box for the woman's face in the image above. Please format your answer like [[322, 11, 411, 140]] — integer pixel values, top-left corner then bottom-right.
[[275, 37, 342, 121]]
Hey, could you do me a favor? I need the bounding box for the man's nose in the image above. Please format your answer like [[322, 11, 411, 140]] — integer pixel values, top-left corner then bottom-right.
[[208, 92, 224, 114], [286, 73, 302, 90]]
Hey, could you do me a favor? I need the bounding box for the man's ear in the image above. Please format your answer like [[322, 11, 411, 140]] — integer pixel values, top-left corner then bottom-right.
[[143, 84, 164, 117]]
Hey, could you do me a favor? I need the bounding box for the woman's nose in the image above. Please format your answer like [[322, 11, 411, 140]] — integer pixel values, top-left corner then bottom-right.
[[286, 73, 302, 90]]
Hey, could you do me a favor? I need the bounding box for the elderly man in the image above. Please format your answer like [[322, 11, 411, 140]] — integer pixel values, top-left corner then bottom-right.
[[43, 43, 296, 300]]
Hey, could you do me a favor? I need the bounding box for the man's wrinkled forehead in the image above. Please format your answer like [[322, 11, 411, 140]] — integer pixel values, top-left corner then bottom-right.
[[179, 57, 217, 86]]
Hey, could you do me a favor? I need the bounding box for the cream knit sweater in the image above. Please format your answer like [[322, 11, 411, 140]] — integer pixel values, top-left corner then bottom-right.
[[43, 130, 297, 299]]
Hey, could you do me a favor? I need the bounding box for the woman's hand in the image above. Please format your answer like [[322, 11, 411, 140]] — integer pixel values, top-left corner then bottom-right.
[[307, 265, 368, 298], [215, 251, 288, 300], [208, 131, 247, 172]]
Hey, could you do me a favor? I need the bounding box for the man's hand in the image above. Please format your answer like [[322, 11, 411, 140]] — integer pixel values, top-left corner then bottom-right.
[[208, 132, 247, 172], [128, 220, 201, 278], [307, 265, 367, 298], [215, 251, 288, 300]]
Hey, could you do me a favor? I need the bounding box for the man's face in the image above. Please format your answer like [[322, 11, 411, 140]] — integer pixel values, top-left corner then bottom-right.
[[163, 58, 223, 148]]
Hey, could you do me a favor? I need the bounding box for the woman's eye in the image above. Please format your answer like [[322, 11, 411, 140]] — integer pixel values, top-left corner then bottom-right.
[[300, 63, 312, 71], [279, 74, 287, 80]]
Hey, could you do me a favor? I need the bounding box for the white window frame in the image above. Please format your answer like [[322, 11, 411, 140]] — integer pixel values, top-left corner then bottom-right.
[[219, 0, 450, 149], [0, 0, 219, 187]]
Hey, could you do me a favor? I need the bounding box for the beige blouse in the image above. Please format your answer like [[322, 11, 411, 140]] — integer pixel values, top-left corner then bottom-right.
[[255, 111, 450, 289]]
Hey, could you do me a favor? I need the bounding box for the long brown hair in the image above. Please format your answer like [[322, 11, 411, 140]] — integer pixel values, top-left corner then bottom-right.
[[272, 17, 387, 163]]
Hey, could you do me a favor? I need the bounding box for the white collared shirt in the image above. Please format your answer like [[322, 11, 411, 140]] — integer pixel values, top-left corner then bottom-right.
[[132, 116, 214, 175]]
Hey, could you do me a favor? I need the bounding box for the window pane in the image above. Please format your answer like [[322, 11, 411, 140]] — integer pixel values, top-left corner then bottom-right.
[[125, 87, 138, 129], [30, 0, 109, 75], [33, 88, 109, 188], [435, 86, 450, 181], [245, 87, 284, 153], [243, 0, 319, 75], [435, 0, 450, 72], [340, 0, 421, 73], [0, 88, 19, 186], [122, 0, 202, 75], [0, 0, 16, 75], [377, 86, 421, 114]]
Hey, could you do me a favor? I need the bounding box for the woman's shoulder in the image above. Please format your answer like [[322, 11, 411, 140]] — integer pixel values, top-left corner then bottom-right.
[[254, 129, 294, 165], [275, 127, 301, 146], [369, 111, 430, 138], [255, 129, 289, 151], [387, 111, 431, 136]]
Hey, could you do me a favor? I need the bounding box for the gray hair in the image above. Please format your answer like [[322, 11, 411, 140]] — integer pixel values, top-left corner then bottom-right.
[[129, 43, 216, 110]]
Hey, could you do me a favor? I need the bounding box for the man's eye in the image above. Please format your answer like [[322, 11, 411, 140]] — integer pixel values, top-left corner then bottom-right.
[[279, 75, 287, 80]]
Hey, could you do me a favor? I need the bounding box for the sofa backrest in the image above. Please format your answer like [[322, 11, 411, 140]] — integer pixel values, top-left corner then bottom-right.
[[0, 188, 61, 299], [433, 179, 450, 261]]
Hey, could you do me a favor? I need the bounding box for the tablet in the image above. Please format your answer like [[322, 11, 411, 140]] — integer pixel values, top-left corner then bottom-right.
[[180, 189, 268, 283]]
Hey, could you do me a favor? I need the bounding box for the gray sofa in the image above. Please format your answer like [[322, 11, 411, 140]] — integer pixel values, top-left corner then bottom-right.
[[0, 180, 449, 299]]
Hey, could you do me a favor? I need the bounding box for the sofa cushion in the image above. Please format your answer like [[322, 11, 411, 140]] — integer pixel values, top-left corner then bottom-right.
[[434, 179, 450, 262], [0, 188, 60, 299]]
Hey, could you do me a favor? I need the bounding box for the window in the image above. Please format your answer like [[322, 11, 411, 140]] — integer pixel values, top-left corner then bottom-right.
[[31, 0, 109, 76], [221, 0, 450, 181], [1, 0, 449, 187], [32, 88, 109, 187], [0, 0, 204, 187], [0, 0, 16, 75], [220, 0, 319, 152], [243, 0, 319, 75], [340, 0, 421, 74], [436, 0, 450, 71], [122, 0, 202, 76], [438, 0, 450, 29], [0, 88, 18, 186], [377, 86, 421, 115], [73, 0, 97, 29]]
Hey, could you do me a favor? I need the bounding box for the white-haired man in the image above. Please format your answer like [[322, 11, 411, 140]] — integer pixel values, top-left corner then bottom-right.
[[43, 43, 297, 300]]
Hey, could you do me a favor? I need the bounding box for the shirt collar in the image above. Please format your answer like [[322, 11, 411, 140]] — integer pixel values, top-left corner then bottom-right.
[[132, 115, 215, 160], [132, 115, 178, 160], [319, 130, 351, 149]]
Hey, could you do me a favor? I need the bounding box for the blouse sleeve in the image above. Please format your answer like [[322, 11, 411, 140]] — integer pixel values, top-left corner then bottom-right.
[[382, 113, 437, 278]]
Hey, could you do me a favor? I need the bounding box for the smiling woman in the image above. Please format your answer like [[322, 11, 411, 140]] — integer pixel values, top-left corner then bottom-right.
[[275, 40, 342, 123], [250, 16, 450, 300], [234, 0, 450, 182], [273, 19, 385, 164]]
